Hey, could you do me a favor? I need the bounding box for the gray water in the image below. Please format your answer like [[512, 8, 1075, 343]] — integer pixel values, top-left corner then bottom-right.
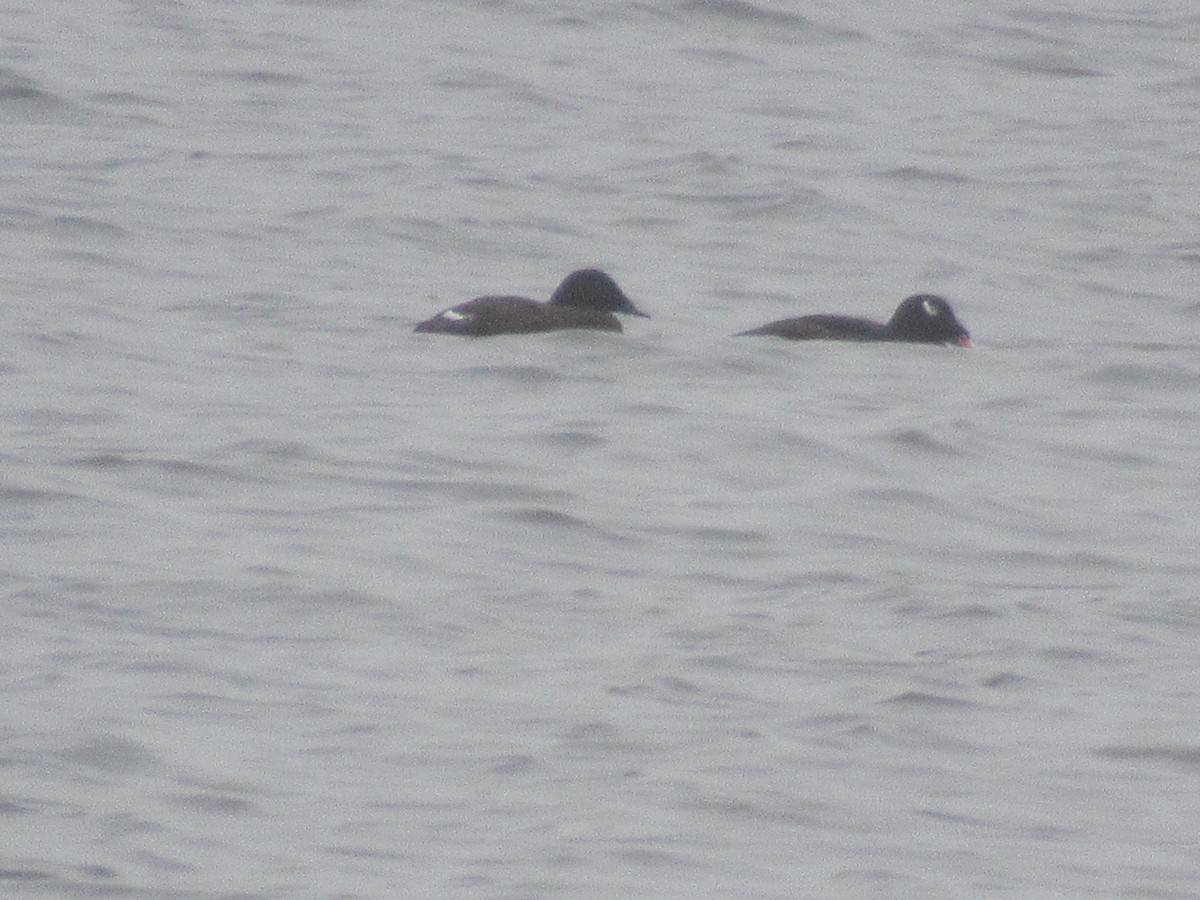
[[3, 1, 1200, 897]]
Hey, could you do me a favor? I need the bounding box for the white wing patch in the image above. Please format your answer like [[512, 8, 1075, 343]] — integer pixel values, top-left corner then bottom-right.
[[443, 309, 471, 322]]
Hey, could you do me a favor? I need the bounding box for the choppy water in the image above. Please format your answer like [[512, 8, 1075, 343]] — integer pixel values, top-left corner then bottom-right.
[[3, 1, 1200, 897]]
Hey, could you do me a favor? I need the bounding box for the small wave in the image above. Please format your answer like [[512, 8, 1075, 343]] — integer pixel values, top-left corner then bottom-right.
[[877, 166, 977, 185], [987, 54, 1104, 78], [882, 427, 966, 457], [1094, 744, 1200, 768], [885, 691, 974, 709], [0, 869, 53, 884], [49, 215, 127, 241], [679, 0, 812, 28], [678, 525, 769, 545], [169, 788, 258, 816], [852, 486, 947, 510], [0, 205, 39, 230], [1085, 362, 1200, 389], [498, 507, 633, 543], [370, 477, 571, 505], [677, 0, 861, 40], [664, 187, 832, 222], [68, 453, 135, 470], [88, 90, 170, 109], [536, 429, 606, 450], [456, 364, 567, 384], [0, 485, 81, 503], [219, 439, 331, 464], [222, 69, 309, 87], [490, 753, 538, 775], [0, 67, 88, 121], [67, 452, 271, 489], [985, 548, 1130, 573], [500, 507, 589, 528], [1040, 646, 1103, 662], [935, 603, 1003, 620], [163, 290, 294, 323], [61, 735, 156, 775], [677, 46, 762, 66], [434, 67, 578, 111], [980, 671, 1032, 689]]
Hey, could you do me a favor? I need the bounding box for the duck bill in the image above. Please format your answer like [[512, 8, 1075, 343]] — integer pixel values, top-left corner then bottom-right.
[[955, 335, 973, 348]]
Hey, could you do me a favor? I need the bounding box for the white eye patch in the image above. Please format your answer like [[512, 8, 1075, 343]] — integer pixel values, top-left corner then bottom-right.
[[922, 298, 939, 317]]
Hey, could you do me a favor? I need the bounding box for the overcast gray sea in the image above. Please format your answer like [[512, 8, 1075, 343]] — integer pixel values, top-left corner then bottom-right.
[[3, 1, 1200, 897]]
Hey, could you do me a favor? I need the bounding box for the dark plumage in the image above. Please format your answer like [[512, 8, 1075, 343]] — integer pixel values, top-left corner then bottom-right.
[[414, 268, 648, 336], [736, 294, 972, 346]]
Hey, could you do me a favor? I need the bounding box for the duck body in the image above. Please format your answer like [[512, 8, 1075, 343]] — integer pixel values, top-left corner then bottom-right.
[[415, 269, 647, 336], [737, 294, 972, 347]]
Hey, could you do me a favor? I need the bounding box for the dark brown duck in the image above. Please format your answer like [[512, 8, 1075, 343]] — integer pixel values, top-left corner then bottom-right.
[[737, 294, 972, 346], [415, 268, 648, 336]]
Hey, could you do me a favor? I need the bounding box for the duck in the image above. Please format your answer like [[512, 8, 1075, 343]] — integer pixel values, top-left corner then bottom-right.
[[414, 268, 648, 336], [736, 293, 971, 346]]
